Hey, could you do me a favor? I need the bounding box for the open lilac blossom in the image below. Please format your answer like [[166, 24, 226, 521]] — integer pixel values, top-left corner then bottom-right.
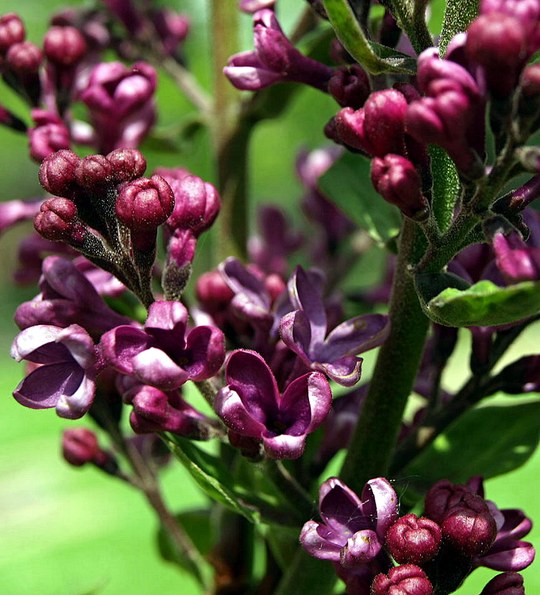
[[280, 266, 390, 386], [223, 9, 332, 92], [11, 323, 100, 419], [100, 300, 225, 390], [80, 61, 156, 153], [214, 349, 332, 459], [14, 255, 130, 338], [491, 230, 540, 283], [300, 476, 397, 591]]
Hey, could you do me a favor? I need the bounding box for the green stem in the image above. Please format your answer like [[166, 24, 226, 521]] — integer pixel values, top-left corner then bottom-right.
[[388, 0, 433, 54], [210, 0, 251, 263], [339, 219, 430, 491]]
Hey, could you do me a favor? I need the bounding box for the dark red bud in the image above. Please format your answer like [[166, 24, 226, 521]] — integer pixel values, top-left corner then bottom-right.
[[480, 572, 525, 595], [265, 273, 286, 302], [0, 13, 25, 53], [38, 149, 81, 197], [43, 25, 87, 66], [371, 564, 433, 595], [441, 493, 497, 557], [6, 41, 42, 73], [196, 270, 234, 309], [328, 64, 371, 109], [424, 480, 472, 523], [75, 154, 113, 189], [116, 175, 174, 230], [34, 197, 80, 242], [386, 513, 442, 565], [62, 427, 102, 466], [106, 148, 147, 182]]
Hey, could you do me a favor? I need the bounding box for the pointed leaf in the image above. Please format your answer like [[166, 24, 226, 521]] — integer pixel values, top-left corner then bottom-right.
[[318, 152, 401, 246], [422, 279, 540, 327], [322, 0, 417, 74]]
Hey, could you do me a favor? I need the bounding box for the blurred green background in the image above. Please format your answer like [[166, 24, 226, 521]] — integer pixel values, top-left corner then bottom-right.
[[0, 1, 538, 593]]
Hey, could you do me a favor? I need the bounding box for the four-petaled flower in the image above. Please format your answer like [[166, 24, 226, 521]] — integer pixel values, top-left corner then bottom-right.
[[214, 349, 332, 459], [11, 323, 99, 419], [100, 300, 225, 390], [280, 266, 390, 386]]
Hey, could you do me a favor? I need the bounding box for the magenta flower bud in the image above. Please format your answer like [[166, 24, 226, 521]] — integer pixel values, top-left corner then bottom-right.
[[362, 89, 409, 156], [164, 174, 221, 236], [0, 13, 25, 53], [521, 63, 540, 98], [196, 270, 235, 316], [424, 480, 473, 523], [43, 25, 87, 66], [75, 154, 113, 190], [6, 41, 42, 73], [386, 513, 442, 565], [466, 14, 527, 97], [328, 64, 371, 109], [371, 154, 429, 220], [28, 109, 70, 162], [371, 564, 433, 595], [150, 9, 190, 56], [480, 572, 525, 594], [492, 230, 540, 283], [106, 148, 147, 182], [441, 494, 498, 557], [62, 427, 102, 466], [38, 149, 81, 197], [116, 175, 174, 231], [34, 197, 79, 242]]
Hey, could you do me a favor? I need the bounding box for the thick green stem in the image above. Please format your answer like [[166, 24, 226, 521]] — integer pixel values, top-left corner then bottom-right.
[[340, 219, 430, 491], [210, 0, 251, 263]]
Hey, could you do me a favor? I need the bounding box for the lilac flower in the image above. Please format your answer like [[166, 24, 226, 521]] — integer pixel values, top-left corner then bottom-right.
[[100, 300, 225, 390], [14, 255, 130, 338], [0, 198, 42, 234], [492, 230, 540, 283], [11, 323, 99, 419], [300, 477, 397, 591], [214, 349, 332, 459], [405, 48, 486, 177], [28, 109, 71, 162], [80, 61, 156, 153], [224, 9, 332, 92], [280, 266, 389, 386]]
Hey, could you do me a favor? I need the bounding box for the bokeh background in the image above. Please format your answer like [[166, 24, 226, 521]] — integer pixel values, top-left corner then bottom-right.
[[0, 1, 538, 593]]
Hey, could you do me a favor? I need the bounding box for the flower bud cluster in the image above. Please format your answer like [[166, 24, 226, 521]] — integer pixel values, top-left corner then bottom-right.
[[300, 476, 534, 593]]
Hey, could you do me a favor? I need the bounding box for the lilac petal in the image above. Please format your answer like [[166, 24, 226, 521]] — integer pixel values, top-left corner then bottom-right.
[[100, 325, 152, 374], [279, 310, 312, 361], [224, 349, 279, 421], [183, 325, 225, 381], [145, 300, 188, 332], [496, 510, 533, 541], [57, 325, 96, 369], [214, 386, 267, 437], [289, 266, 327, 346], [361, 477, 399, 541], [13, 363, 81, 409], [262, 431, 307, 459], [322, 314, 390, 358], [340, 529, 382, 567], [319, 477, 367, 536], [131, 347, 189, 390], [280, 371, 332, 434], [55, 374, 96, 419], [223, 62, 282, 90], [479, 541, 535, 572], [11, 325, 67, 361], [300, 520, 343, 561], [316, 357, 363, 387]]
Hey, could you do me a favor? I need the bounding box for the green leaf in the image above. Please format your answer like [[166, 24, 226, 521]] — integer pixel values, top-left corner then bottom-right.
[[402, 402, 540, 498], [322, 0, 417, 74], [430, 146, 460, 233], [164, 436, 261, 523], [318, 152, 401, 246], [439, 0, 479, 55], [422, 279, 540, 327]]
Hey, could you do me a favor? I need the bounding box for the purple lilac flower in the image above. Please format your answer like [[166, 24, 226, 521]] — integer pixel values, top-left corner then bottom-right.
[[300, 477, 397, 591], [28, 109, 71, 162], [0, 198, 42, 234], [80, 61, 156, 153], [11, 323, 100, 419], [214, 349, 332, 459], [14, 255, 130, 338], [100, 300, 225, 390], [224, 9, 332, 92], [280, 266, 389, 386], [405, 48, 486, 177]]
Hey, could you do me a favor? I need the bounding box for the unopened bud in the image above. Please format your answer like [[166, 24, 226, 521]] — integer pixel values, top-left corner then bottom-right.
[[116, 175, 174, 231], [371, 564, 433, 595], [480, 571, 525, 595], [386, 513, 442, 565], [0, 13, 25, 53], [34, 197, 83, 243], [43, 25, 87, 66], [75, 154, 113, 190], [39, 149, 81, 197], [106, 147, 146, 182], [6, 41, 42, 73], [328, 64, 370, 109]]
